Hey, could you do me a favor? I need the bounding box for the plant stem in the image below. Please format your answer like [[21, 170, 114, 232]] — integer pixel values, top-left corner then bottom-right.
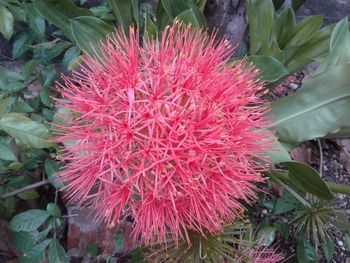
[[0, 180, 50, 200], [272, 171, 350, 195]]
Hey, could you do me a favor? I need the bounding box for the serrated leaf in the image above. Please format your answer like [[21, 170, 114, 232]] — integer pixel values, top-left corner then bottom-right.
[[0, 113, 53, 148], [283, 161, 333, 200], [0, 5, 14, 40], [271, 64, 350, 143], [48, 238, 69, 263], [9, 209, 50, 232], [34, 0, 93, 40], [0, 143, 17, 161], [71, 16, 115, 55]]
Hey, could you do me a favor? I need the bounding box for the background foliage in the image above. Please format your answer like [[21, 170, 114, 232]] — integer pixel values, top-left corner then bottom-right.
[[0, 0, 349, 262]]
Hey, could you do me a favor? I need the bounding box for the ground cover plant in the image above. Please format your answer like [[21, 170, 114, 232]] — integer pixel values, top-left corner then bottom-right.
[[0, 0, 349, 262]]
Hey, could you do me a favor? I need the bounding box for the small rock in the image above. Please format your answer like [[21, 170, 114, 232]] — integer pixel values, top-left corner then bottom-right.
[[337, 240, 344, 247], [262, 209, 268, 215], [290, 83, 299, 90]]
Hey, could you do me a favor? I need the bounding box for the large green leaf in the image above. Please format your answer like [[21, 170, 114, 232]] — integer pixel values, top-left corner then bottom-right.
[[177, 7, 206, 27], [34, 0, 93, 40], [271, 64, 350, 143], [160, 0, 206, 27], [8, 209, 50, 232], [71, 16, 115, 55], [0, 113, 53, 148], [48, 238, 69, 263], [0, 5, 14, 40], [283, 161, 333, 200], [285, 15, 323, 47], [265, 134, 291, 164], [284, 24, 334, 73], [250, 55, 289, 82], [0, 143, 17, 161], [19, 240, 50, 263], [246, 0, 275, 55], [107, 0, 132, 32], [315, 18, 350, 74]]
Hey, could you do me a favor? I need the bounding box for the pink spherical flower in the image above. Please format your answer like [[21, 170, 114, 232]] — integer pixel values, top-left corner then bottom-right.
[[54, 22, 273, 245]]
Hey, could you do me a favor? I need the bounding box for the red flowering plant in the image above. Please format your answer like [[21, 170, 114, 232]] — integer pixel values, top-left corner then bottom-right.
[[54, 21, 273, 247]]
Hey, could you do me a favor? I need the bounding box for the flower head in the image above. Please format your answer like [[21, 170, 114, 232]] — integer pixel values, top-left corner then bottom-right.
[[54, 22, 272, 245]]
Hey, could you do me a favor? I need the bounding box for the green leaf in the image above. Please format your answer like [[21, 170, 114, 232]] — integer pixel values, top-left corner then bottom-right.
[[34, 0, 93, 40], [114, 233, 124, 253], [18, 190, 40, 200], [283, 161, 333, 200], [156, 0, 171, 30], [263, 132, 291, 164], [71, 16, 115, 55], [9, 209, 50, 232], [41, 64, 57, 88], [0, 143, 17, 161], [144, 14, 158, 39], [87, 242, 99, 257], [285, 24, 334, 73], [286, 15, 323, 47], [0, 5, 14, 40], [12, 231, 37, 253], [264, 190, 300, 214], [271, 64, 350, 143], [48, 238, 69, 263], [47, 203, 61, 217], [19, 239, 50, 263], [0, 113, 53, 148], [162, 0, 190, 18], [195, 0, 206, 11], [40, 87, 53, 108], [63, 46, 81, 70], [316, 18, 350, 74], [256, 226, 276, 246], [22, 60, 38, 81], [321, 241, 335, 263], [177, 7, 206, 27], [12, 32, 34, 59], [45, 159, 64, 189], [8, 161, 23, 170], [297, 234, 317, 263], [107, 0, 132, 32], [250, 55, 289, 82], [246, 0, 275, 55], [27, 4, 45, 39]]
